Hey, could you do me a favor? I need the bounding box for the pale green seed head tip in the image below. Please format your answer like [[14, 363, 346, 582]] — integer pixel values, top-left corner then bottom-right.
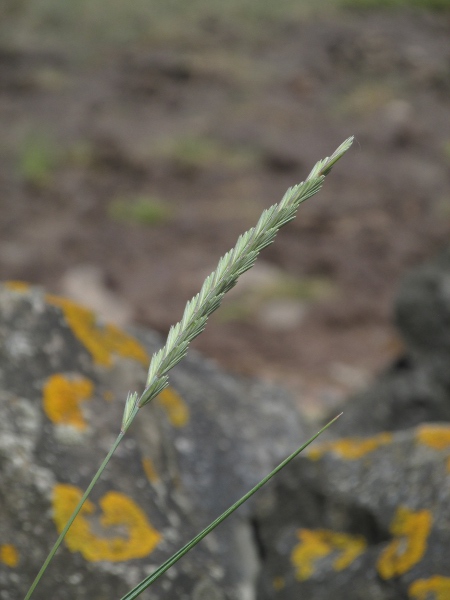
[[320, 136, 354, 176]]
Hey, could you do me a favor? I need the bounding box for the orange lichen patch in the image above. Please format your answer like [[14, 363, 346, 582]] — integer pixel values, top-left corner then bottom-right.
[[377, 506, 432, 579], [291, 529, 367, 581], [308, 432, 393, 461], [4, 280, 30, 293], [52, 484, 161, 562], [409, 576, 450, 600], [156, 387, 189, 427], [273, 577, 285, 591], [43, 374, 94, 430], [416, 425, 450, 451], [103, 390, 115, 402], [142, 457, 160, 484], [0, 544, 19, 568], [46, 294, 149, 367]]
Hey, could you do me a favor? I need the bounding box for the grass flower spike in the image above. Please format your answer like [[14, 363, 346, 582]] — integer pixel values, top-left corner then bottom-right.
[[122, 136, 354, 431]]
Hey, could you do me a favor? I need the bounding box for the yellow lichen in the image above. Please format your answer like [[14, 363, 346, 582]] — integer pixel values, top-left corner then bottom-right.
[[409, 576, 450, 600], [4, 280, 30, 293], [52, 484, 161, 562], [416, 425, 450, 450], [103, 390, 115, 402], [142, 457, 160, 484], [43, 374, 94, 430], [308, 432, 393, 461], [291, 529, 367, 581], [377, 506, 432, 579], [157, 387, 189, 427], [46, 294, 149, 367], [0, 544, 19, 568], [273, 577, 285, 591]]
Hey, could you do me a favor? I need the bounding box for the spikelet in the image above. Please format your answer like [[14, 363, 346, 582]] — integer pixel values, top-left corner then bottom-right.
[[121, 137, 353, 431]]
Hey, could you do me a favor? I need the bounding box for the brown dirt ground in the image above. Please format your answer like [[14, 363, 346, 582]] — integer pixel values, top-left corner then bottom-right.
[[1, 8, 450, 418]]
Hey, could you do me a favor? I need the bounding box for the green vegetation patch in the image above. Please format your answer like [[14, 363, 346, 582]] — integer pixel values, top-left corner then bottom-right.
[[155, 135, 262, 173], [108, 196, 172, 226], [218, 274, 336, 323], [443, 140, 450, 163], [335, 82, 398, 117], [17, 132, 61, 187], [1, 0, 332, 60]]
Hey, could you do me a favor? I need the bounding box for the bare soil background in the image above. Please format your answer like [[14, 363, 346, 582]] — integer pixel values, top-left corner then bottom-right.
[[1, 3, 450, 417]]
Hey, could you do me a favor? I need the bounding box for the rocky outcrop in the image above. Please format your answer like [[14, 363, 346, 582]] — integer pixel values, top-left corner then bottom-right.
[[255, 425, 450, 600], [4, 246, 450, 600], [0, 282, 304, 600], [254, 248, 450, 599]]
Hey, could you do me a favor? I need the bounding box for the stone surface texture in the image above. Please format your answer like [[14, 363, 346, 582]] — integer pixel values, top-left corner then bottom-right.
[[254, 248, 450, 600], [4, 246, 450, 600], [0, 283, 303, 600], [255, 425, 450, 600]]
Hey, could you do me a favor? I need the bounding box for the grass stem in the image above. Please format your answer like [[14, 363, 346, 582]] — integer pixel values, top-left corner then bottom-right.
[[23, 432, 125, 600]]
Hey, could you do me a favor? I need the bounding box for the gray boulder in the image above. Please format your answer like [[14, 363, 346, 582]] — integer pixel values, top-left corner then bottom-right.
[[0, 283, 303, 600], [395, 246, 450, 362], [255, 424, 450, 600], [253, 247, 450, 600]]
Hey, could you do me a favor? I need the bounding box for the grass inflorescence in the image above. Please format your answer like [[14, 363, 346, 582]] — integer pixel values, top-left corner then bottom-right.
[[24, 137, 353, 600], [121, 136, 353, 432]]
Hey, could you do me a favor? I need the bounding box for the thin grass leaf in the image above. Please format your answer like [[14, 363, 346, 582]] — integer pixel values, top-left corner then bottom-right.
[[23, 432, 125, 600], [120, 413, 342, 600]]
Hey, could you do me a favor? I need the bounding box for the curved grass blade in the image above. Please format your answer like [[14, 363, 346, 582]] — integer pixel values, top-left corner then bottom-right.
[[120, 413, 342, 600]]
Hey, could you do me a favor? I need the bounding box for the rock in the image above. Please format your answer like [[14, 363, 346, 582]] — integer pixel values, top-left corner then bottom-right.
[[60, 264, 133, 327], [0, 282, 304, 600], [254, 424, 450, 600], [395, 247, 450, 361], [329, 247, 450, 438], [329, 356, 450, 438], [133, 325, 307, 517], [252, 247, 450, 600]]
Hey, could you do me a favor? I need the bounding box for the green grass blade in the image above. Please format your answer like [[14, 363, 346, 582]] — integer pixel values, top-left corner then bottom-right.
[[23, 432, 125, 600], [120, 413, 342, 600]]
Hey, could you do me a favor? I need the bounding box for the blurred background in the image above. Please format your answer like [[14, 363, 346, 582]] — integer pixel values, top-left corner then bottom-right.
[[1, 0, 449, 418]]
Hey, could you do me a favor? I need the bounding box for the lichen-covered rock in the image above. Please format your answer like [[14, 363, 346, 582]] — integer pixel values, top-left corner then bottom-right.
[[254, 424, 450, 600], [252, 248, 450, 600], [130, 326, 308, 519], [0, 283, 303, 600]]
